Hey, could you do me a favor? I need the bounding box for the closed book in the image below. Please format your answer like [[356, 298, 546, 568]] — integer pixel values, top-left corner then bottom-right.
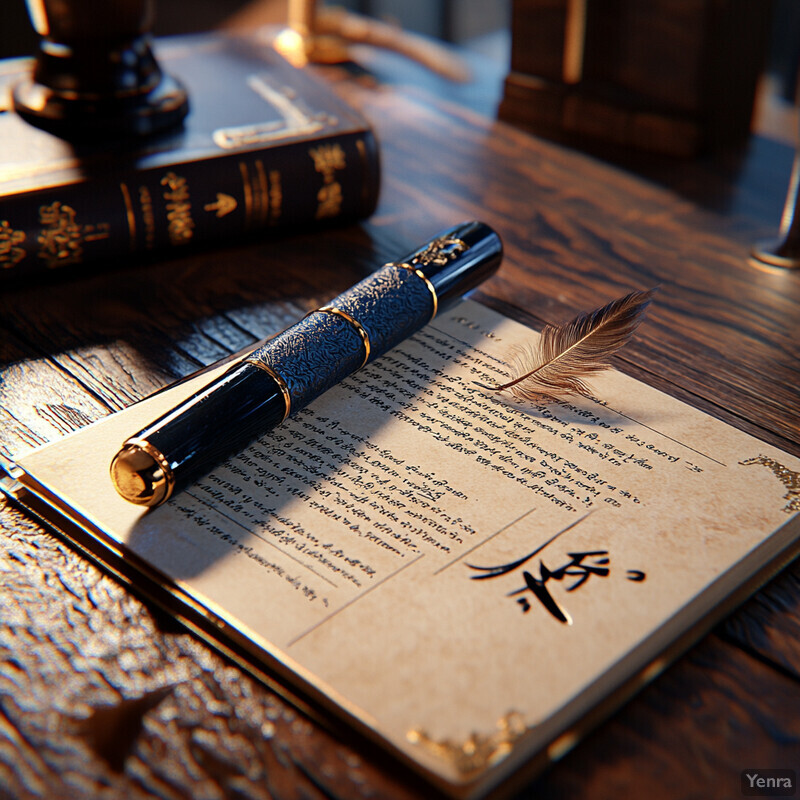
[[0, 31, 380, 279]]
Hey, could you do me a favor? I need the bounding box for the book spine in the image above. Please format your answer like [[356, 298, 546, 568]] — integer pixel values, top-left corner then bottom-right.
[[0, 131, 379, 278]]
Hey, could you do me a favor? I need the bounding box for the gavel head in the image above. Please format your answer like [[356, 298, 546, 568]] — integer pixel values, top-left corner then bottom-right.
[[13, 0, 189, 139]]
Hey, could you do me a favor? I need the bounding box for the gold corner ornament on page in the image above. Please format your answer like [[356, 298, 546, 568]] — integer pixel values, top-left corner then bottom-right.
[[739, 456, 800, 514], [406, 711, 529, 775]]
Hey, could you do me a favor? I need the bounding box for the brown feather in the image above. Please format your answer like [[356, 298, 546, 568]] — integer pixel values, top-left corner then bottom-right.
[[476, 289, 656, 400]]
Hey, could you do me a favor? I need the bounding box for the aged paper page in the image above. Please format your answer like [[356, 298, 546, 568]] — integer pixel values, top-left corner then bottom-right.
[[16, 299, 800, 790]]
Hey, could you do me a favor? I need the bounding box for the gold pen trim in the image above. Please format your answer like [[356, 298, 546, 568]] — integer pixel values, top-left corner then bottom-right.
[[312, 305, 371, 369], [243, 359, 292, 421], [110, 437, 175, 507], [239, 161, 254, 229], [391, 262, 438, 321]]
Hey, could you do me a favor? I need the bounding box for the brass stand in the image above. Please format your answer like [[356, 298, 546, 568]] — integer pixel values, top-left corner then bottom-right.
[[273, 0, 468, 81], [752, 145, 800, 269]]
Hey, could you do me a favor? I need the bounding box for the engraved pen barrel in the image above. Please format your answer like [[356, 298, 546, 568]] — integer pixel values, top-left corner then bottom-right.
[[110, 221, 502, 506]]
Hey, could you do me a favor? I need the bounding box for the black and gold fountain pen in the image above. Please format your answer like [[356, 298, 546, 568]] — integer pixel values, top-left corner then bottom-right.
[[110, 221, 502, 507]]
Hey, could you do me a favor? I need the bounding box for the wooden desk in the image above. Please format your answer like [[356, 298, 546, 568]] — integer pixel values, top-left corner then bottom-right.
[[1, 42, 799, 799]]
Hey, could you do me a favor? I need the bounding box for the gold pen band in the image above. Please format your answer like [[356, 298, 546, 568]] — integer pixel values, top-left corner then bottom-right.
[[390, 262, 438, 321], [243, 359, 292, 421], [245, 302, 371, 421], [309, 305, 372, 369]]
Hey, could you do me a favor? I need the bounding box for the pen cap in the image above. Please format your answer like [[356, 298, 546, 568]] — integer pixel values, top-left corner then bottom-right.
[[405, 221, 502, 308]]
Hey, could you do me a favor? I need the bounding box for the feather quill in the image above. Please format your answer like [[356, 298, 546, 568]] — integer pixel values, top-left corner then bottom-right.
[[476, 289, 656, 400]]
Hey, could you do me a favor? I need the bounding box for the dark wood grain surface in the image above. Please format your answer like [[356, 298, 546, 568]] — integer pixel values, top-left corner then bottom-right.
[[1, 38, 799, 800]]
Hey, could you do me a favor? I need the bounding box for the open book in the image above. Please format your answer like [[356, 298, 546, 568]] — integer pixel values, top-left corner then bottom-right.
[[3, 299, 799, 798]]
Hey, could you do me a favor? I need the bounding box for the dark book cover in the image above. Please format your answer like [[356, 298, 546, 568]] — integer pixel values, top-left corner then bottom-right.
[[0, 31, 380, 278]]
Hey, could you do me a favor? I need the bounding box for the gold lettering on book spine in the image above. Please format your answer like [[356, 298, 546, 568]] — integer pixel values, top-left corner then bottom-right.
[[310, 143, 346, 219], [204, 193, 238, 218], [36, 203, 111, 268], [160, 171, 194, 245], [239, 161, 254, 228], [139, 186, 156, 249], [0, 220, 26, 268], [407, 712, 528, 776], [119, 182, 136, 251], [37, 202, 83, 267], [269, 169, 283, 224], [237, 160, 272, 228], [255, 159, 269, 225]]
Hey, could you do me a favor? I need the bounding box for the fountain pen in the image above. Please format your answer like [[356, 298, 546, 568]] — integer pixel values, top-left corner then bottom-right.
[[110, 221, 503, 507]]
